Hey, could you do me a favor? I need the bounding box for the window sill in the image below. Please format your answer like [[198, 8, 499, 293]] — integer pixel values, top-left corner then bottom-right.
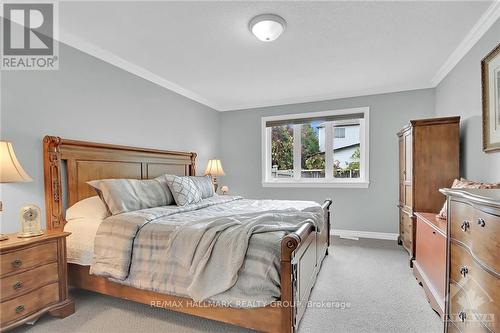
[[261, 180, 369, 188]]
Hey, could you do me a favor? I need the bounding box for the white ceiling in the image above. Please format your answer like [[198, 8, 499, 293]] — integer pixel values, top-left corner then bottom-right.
[[58, 1, 496, 111]]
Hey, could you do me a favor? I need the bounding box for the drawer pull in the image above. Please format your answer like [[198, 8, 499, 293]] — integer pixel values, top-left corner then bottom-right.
[[477, 218, 486, 227], [11, 259, 23, 268], [12, 281, 23, 290], [458, 311, 467, 322], [460, 221, 470, 232], [15, 305, 25, 314], [459, 266, 469, 278]]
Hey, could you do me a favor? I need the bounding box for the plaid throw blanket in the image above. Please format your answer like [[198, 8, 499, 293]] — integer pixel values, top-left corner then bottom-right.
[[90, 196, 324, 307]]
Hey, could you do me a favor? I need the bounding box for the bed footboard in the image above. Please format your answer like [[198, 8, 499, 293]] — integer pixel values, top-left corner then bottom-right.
[[280, 198, 332, 333]]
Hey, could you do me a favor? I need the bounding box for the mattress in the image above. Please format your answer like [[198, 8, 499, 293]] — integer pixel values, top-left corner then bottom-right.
[[64, 217, 101, 266], [65, 196, 324, 307]]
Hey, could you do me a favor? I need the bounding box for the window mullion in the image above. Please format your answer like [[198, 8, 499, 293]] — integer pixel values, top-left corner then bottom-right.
[[293, 124, 301, 180], [266, 127, 272, 181], [359, 119, 365, 181], [325, 122, 333, 180]]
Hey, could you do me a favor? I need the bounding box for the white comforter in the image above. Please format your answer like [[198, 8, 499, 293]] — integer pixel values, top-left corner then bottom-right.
[[89, 196, 324, 307]]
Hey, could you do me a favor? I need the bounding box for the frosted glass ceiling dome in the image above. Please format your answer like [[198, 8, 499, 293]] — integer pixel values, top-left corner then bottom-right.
[[249, 14, 286, 42]]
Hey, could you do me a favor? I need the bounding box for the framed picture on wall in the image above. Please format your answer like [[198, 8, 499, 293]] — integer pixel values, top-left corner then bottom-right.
[[482, 43, 500, 153]]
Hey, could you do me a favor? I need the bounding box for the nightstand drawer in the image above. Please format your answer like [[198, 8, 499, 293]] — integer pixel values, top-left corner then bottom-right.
[[0, 282, 59, 325], [0, 262, 59, 301], [0, 241, 57, 277]]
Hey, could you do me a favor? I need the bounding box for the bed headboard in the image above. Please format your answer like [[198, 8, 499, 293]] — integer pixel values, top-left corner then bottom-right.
[[43, 136, 197, 230]]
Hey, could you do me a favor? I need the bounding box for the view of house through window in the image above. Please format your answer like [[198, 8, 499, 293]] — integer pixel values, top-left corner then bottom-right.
[[332, 124, 360, 179], [264, 108, 368, 186]]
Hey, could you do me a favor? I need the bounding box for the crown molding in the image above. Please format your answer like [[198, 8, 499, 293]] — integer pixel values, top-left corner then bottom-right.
[[56, 2, 498, 112], [58, 31, 222, 111], [57, 31, 433, 112], [431, 1, 500, 86], [217, 84, 433, 112]]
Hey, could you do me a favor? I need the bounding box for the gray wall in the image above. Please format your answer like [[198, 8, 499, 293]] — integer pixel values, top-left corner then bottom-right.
[[435, 19, 500, 182], [0, 43, 219, 233], [2, 19, 497, 236], [219, 89, 435, 234]]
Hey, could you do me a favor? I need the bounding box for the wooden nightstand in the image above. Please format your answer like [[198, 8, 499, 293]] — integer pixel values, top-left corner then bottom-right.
[[0, 231, 74, 331]]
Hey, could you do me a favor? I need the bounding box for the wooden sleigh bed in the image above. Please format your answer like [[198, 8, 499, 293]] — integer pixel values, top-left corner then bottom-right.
[[42, 136, 332, 333]]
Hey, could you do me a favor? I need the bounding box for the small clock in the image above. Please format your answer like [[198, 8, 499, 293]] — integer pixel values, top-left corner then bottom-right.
[[220, 185, 229, 195], [18, 204, 43, 238]]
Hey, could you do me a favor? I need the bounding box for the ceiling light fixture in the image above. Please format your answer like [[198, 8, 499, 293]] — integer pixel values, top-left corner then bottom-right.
[[249, 14, 286, 42]]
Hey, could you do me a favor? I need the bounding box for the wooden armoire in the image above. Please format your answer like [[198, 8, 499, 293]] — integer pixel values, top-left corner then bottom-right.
[[397, 116, 460, 264]]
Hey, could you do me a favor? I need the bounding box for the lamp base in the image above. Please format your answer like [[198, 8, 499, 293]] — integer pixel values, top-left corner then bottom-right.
[[212, 176, 219, 194], [0, 200, 6, 240], [17, 230, 44, 238]]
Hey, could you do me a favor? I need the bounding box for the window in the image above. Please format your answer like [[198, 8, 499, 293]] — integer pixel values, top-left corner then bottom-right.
[[262, 107, 369, 188], [334, 127, 345, 139]]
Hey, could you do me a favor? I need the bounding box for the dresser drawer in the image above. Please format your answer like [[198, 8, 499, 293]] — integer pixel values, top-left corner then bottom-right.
[[450, 200, 500, 272], [401, 212, 413, 253], [450, 242, 500, 325], [447, 321, 462, 333], [449, 282, 496, 333], [0, 282, 59, 326], [404, 185, 412, 209], [0, 241, 58, 277], [0, 262, 59, 301]]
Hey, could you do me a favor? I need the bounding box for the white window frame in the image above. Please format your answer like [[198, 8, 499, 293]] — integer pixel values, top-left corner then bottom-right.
[[261, 107, 370, 188]]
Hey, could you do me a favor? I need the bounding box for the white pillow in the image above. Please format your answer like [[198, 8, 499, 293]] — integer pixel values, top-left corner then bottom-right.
[[66, 196, 110, 221], [164, 175, 202, 206], [189, 176, 215, 199], [87, 178, 171, 215]]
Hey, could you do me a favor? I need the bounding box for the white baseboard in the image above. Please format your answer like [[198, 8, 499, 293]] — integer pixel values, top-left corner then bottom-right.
[[332, 229, 399, 241]]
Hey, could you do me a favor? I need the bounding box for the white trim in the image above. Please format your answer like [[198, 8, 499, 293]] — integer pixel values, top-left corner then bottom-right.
[[292, 124, 302, 180], [262, 107, 369, 123], [324, 123, 333, 181], [53, 3, 497, 112], [261, 107, 370, 188], [262, 181, 369, 188], [58, 31, 222, 110], [431, 1, 500, 86], [217, 84, 433, 112], [361, 113, 369, 183], [332, 229, 399, 241]]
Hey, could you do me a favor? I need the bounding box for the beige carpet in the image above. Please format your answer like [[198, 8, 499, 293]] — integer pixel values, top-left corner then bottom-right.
[[13, 237, 442, 333]]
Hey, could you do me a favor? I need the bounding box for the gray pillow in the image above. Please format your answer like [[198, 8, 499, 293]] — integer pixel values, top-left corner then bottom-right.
[[189, 176, 215, 198], [164, 175, 202, 206], [87, 178, 173, 215]]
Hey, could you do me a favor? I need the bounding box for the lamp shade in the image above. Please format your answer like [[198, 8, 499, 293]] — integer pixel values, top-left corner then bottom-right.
[[204, 159, 225, 177], [0, 141, 32, 183]]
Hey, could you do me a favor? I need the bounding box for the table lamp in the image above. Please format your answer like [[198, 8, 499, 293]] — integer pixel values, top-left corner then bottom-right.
[[204, 159, 225, 193], [0, 141, 33, 240]]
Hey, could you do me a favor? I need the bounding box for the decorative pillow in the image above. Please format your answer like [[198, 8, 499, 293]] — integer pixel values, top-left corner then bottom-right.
[[66, 196, 110, 221], [164, 175, 202, 206], [437, 178, 500, 219], [189, 176, 215, 198], [87, 178, 172, 215], [152, 175, 176, 204]]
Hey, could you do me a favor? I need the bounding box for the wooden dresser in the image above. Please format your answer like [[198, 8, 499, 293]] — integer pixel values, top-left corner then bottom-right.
[[397, 116, 460, 264], [440, 188, 499, 333], [0, 231, 74, 331], [413, 212, 447, 317]]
